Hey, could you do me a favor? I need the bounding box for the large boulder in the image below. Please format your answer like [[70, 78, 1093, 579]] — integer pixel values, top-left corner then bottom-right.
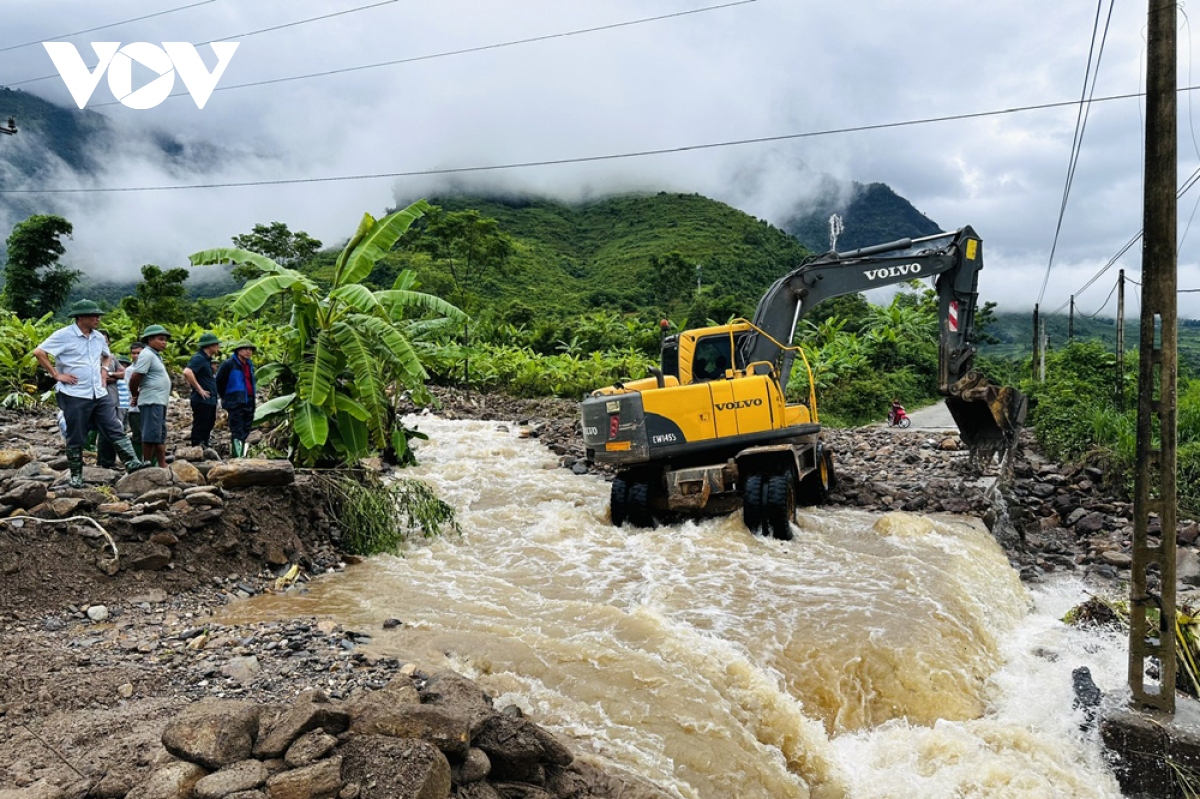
[[254, 695, 350, 759], [349, 703, 471, 757], [162, 699, 261, 769], [170, 460, 206, 486], [0, 480, 47, 509], [193, 760, 268, 799], [339, 737, 450, 799], [116, 467, 175, 497], [263, 756, 342, 799], [472, 713, 573, 768], [0, 449, 33, 469], [126, 762, 208, 799], [207, 459, 295, 489]]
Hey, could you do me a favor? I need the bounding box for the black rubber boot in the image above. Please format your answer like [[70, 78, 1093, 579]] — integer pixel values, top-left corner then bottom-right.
[[113, 437, 149, 473], [66, 446, 85, 489]]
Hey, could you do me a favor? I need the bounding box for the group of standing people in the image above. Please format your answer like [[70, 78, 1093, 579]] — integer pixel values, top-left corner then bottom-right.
[[33, 300, 259, 488]]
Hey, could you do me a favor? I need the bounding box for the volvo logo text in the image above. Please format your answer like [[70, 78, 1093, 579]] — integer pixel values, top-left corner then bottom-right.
[[714, 399, 763, 411], [864, 263, 922, 281]]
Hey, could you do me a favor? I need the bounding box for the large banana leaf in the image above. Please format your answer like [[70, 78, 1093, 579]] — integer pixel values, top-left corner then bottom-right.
[[329, 284, 381, 315], [336, 410, 370, 458], [349, 313, 428, 387], [333, 392, 370, 421], [294, 399, 330, 449], [189, 247, 285, 276], [337, 200, 430, 289], [331, 321, 387, 445], [231, 274, 312, 316], [255, 362, 284, 387], [374, 290, 465, 323], [297, 330, 338, 407], [254, 392, 295, 422], [331, 213, 377, 289]]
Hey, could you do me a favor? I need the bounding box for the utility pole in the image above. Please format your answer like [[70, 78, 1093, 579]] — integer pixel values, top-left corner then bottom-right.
[[1129, 0, 1179, 715], [1116, 269, 1126, 409], [0, 117, 16, 136], [1032, 304, 1040, 382], [1068, 295, 1075, 340]]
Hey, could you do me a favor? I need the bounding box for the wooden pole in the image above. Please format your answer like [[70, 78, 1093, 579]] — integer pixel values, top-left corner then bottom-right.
[[1129, 0, 1178, 714], [1032, 304, 1040, 382], [1117, 269, 1126, 409]]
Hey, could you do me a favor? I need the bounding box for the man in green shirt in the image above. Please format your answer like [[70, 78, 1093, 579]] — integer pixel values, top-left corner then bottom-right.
[[128, 324, 172, 468]]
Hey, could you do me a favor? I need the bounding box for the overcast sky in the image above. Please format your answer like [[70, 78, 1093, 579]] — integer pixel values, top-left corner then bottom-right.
[[2, 0, 1199, 319]]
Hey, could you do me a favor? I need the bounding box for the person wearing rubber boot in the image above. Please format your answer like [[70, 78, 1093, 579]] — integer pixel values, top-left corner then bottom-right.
[[128, 324, 172, 469], [183, 332, 221, 448], [32, 300, 147, 488], [216, 340, 257, 458]]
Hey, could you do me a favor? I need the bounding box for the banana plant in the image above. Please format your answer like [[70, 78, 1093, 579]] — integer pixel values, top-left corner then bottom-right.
[[190, 200, 465, 466]]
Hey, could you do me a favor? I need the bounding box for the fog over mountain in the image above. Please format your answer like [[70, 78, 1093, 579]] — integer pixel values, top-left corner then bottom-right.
[[1, 1, 1199, 316]]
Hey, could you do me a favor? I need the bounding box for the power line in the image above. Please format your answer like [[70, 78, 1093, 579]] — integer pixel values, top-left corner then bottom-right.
[[0, 86, 1191, 195], [0, 0, 217, 55], [1038, 0, 1115, 307], [1081, 275, 1120, 318], [5, 0, 400, 88], [80, 0, 759, 108], [1048, 163, 1200, 314]]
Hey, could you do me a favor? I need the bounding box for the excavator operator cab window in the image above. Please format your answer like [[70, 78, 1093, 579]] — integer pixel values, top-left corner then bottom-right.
[[660, 337, 680, 379], [692, 334, 746, 382]]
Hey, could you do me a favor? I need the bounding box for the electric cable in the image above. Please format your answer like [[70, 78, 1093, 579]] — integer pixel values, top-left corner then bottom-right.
[[1038, 0, 1115, 307], [1081, 276, 1120, 318], [4, 86, 1196, 196], [1048, 163, 1200, 314], [0, 1, 217, 55], [81, 0, 758, 109], [4, 0, 400, 88]]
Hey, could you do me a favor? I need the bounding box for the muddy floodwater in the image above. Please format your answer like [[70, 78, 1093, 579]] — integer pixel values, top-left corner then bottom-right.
[[224, 418, 1128, 798]]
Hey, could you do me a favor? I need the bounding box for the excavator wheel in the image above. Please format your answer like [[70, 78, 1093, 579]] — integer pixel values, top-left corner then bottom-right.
[[627, 478, 657, 529], [764, 470, 796, 541], [610, 476, 630, 527], [742, 473, 766, 534], [798, 449, 835, 506]]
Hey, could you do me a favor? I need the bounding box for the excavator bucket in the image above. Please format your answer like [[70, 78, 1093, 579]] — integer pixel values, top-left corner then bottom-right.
[[945, 374, 1029, 463]]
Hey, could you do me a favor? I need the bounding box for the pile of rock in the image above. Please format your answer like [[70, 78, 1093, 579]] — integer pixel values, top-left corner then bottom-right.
[[124, 672, 666, 799]]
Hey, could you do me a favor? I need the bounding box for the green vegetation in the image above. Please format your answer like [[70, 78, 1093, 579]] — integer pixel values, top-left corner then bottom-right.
[[190, 200, 464, 467], [3, 214, 79, 319], [1021, 339, 1200, 511], [314, 470, 459, 555]]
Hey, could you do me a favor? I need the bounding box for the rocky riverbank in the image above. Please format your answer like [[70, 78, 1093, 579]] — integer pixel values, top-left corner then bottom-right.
[[2, 389, 1195, 799]]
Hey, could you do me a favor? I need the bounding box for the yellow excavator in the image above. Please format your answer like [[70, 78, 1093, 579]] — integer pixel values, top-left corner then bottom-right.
[[580, 227, 1027, 539]]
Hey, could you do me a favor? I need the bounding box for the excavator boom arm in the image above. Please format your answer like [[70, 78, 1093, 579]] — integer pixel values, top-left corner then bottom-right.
[[740, 226, 1026, 457]]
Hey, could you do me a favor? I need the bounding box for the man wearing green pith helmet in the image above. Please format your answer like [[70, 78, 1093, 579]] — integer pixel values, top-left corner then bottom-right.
[[128, 324, 173, 468], [32, 300, 148, 488], [183, 331, 221, 449]]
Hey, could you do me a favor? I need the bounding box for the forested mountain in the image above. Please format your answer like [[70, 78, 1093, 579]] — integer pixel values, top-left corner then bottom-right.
[[782, 178, 943, 253]]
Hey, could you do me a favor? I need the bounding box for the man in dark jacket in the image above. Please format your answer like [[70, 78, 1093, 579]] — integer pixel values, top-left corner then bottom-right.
[[183, 332, 221, 448], [216, 340, 257, 458]]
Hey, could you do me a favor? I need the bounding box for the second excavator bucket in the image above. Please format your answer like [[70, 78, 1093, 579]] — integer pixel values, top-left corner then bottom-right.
[[945, 373, 1029, 464]]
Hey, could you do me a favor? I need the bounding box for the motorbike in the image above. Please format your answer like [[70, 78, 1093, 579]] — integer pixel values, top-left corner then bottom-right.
[[887, 405, 911, 428]]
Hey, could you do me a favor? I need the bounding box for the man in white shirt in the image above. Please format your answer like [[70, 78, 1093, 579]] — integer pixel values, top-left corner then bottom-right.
[[33, 300, 147, 487]]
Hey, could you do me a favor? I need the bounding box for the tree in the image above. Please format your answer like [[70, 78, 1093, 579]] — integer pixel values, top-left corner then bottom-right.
[[190, 200, 464, 467], [2, 214, 80, 318], [401, 207, 514, 386], [403, 208, 514, 312], [230, 222, 322, 283], [646, 251, 695, 308], [120, 264, 190, 328]]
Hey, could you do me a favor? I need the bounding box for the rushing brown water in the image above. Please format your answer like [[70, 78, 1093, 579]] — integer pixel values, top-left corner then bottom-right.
[[226, 417, 1128, 799]]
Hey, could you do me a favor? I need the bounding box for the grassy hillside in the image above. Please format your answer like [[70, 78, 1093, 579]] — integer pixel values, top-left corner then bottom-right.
[[405, 192, 812, 318]]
